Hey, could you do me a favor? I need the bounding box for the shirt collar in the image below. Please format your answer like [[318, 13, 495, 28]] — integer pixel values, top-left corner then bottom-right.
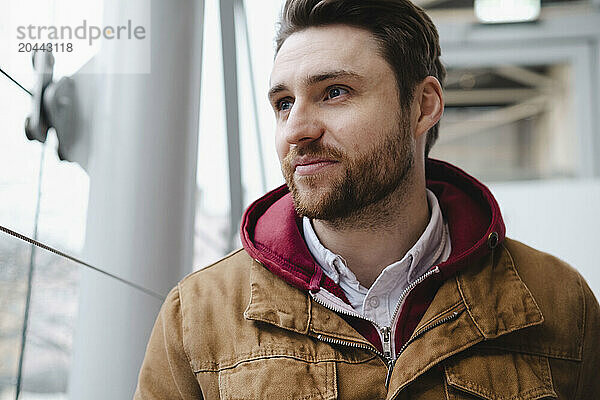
[[303, 189, 449, 289]]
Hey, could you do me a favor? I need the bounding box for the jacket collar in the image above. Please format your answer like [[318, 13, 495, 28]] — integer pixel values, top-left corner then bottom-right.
[[244, 259, 377, 347], [243, 258, 312, 335], [455, 244, 544, 339], [387, 244, 544, 395]]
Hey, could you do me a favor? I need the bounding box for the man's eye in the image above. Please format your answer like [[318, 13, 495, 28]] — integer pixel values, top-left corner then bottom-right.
[[325, 87, 348, 100], [276, 98, 293, 112]]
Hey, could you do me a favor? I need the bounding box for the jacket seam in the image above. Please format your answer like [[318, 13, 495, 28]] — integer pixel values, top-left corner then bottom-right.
[[161, 308, 184, 399], [328, 356, 379, 366], [497, 246, 545, 334], [194, 356, 378, 374], [193, 354, 353, 373], [572, 272, 586, 400], [503, 245, 545, 326], [577, 270, 586, 358], [244, 314, 308, 335], [455, 274, 485, 337], [191, 346, 376, 371], [475, 344, 582, 361], [443, 375, 452, 400], [174, 284, 194, 399], [446, 379, 552, 400]]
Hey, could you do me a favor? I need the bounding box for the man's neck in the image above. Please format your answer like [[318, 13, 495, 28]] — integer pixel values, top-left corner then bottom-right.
[[311, 179, 430, 289]]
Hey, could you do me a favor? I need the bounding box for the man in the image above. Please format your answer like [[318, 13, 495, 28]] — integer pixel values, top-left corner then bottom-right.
[[135, 0, 600, 398]]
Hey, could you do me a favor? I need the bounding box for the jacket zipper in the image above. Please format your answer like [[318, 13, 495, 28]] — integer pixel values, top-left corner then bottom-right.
[[311, 266, 441, 384], [311, 292, 391, 372], [315, 334, 387, 361], [389, 266, 441, 331]]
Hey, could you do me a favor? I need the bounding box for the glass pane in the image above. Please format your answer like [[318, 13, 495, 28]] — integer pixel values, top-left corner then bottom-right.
[[193, 0, 285, 270], [0, 230, 30, 400], [0, 62, 41, 238], [0, 227, 164, 399], [16, 245, 79, 400]]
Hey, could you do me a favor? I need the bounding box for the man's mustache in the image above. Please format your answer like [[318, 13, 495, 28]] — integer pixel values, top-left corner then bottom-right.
[[283, 143, 347, 166]]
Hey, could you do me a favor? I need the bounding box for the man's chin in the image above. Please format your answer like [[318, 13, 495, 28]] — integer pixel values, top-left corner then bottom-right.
[[290, 186, 342, 220], [291, 178, 335, 199]]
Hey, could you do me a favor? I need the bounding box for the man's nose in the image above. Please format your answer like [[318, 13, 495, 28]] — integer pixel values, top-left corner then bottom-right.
[[282, 102, 324, 145]]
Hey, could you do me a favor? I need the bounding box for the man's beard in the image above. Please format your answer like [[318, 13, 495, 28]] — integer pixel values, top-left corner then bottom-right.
[[281, 113, 414, 223]]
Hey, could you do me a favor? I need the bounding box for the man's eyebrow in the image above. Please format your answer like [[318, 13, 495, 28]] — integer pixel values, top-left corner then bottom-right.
[[268, 84, 288, 102], [268, 70, 362, 101], [305, 70, 362, 86]]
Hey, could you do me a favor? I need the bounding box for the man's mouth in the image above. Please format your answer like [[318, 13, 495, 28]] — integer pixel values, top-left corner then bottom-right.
[[293, 158, 338, 176]]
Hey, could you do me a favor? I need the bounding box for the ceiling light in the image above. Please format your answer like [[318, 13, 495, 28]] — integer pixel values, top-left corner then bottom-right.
[[475, 0, 541, 24]]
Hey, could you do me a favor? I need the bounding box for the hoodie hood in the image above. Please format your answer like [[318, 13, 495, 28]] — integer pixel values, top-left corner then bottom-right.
[[240, 158, 505, 298]]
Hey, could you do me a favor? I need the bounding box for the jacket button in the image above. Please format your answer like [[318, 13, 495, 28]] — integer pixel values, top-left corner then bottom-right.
[[488, 232, 499, 249]]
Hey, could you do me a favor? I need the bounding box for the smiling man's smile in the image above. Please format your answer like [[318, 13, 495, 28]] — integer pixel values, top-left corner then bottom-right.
[[294, 159, 339, 176]]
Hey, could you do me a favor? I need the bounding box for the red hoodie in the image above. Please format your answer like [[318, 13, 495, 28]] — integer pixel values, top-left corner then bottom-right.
[[241, 158, 505, 353]]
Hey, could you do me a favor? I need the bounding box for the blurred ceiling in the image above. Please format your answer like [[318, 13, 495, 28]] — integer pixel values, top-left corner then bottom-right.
[[444, 65, 553, 107], [414, 0, 583, 9]]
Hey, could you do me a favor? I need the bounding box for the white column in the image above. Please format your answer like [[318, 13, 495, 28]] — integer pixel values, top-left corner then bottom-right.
[[67, 0, 204, 398]]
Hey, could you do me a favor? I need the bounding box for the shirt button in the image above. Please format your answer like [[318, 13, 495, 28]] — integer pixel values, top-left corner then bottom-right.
[[368, 296, 380, 308]]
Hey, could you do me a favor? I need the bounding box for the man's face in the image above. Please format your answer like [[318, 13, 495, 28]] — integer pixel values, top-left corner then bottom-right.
[[269, 25, 415, 220]]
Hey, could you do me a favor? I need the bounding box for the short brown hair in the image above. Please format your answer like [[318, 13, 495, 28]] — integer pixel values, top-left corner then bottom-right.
[[275, 0, 445, 157]]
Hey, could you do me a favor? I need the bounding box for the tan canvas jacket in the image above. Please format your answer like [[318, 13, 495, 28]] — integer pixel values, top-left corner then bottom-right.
[[135, 238, 600, 399]]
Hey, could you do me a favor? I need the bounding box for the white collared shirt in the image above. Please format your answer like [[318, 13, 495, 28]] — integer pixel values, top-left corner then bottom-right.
[[303, 189, 451, 329]]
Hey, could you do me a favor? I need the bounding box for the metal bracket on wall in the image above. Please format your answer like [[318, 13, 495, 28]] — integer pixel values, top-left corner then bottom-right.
[[24, 51, 90, 170]]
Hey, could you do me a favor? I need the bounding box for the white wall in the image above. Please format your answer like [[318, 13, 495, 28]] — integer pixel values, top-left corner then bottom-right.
[[490, 179, 600, 299]]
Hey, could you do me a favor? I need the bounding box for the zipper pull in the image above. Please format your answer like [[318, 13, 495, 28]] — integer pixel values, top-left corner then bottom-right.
[[381, 327, 392, 359]]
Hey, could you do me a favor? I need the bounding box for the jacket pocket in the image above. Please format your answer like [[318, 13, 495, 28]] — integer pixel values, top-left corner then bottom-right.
[[218, 357, 337, 400], [444, 348, 557, 400]]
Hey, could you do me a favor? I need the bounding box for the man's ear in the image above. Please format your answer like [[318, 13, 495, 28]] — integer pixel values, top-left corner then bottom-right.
[[413, 76, 444, 139]]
